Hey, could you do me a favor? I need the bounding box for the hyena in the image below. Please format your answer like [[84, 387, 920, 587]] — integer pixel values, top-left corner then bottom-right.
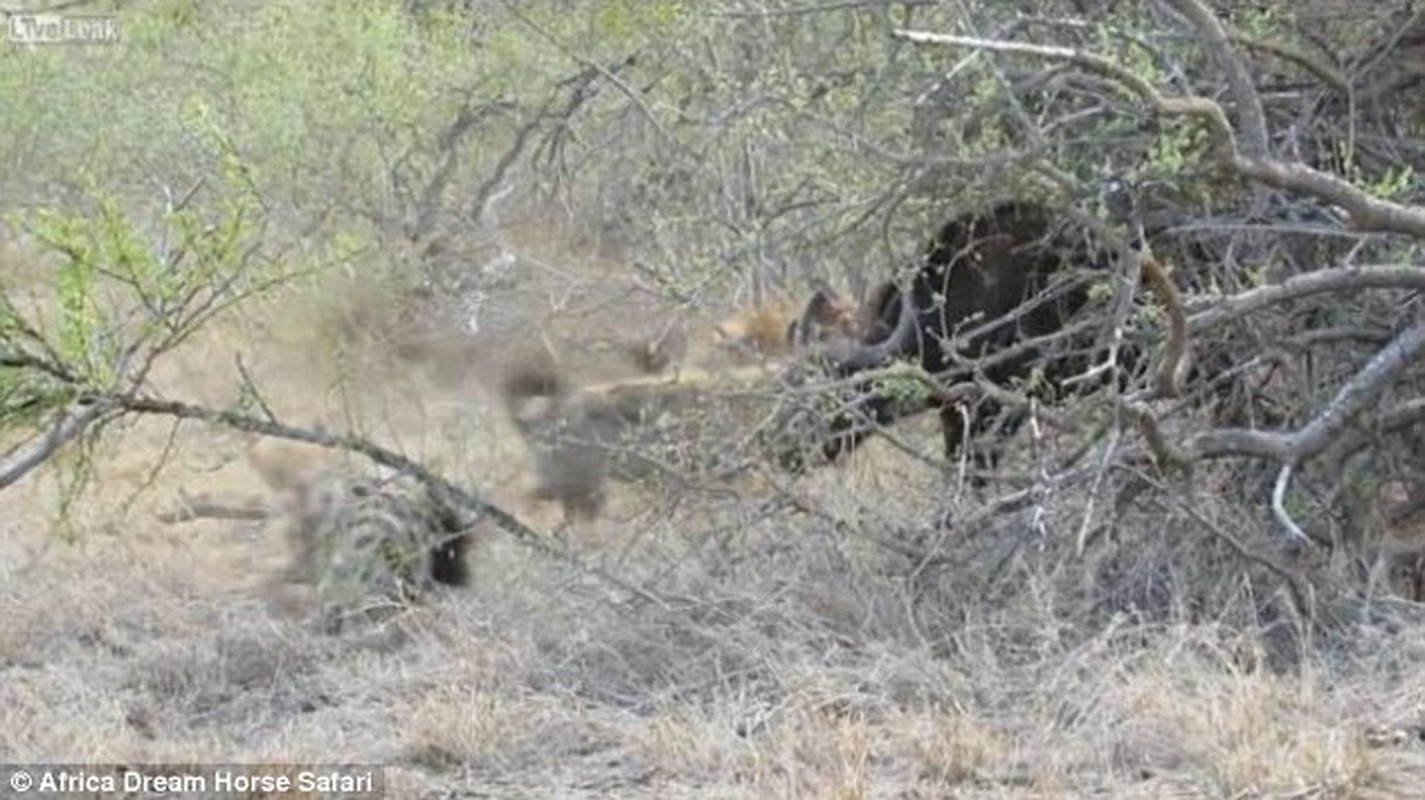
[[498, 365, 668, 521], [246, 438, 470, 632], [499, 288, 868, 522], [499, 358, 780, 522], [624, 316, 689, 375]]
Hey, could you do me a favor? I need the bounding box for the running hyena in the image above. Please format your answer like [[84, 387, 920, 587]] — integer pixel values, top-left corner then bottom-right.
[[247, 438, 471, 633]]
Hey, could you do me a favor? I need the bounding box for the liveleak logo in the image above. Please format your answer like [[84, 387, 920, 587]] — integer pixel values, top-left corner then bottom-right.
[[8, 14, 119, 45]]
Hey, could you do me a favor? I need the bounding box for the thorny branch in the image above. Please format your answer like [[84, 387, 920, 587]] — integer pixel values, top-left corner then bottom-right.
[[893, 6, 1425, 544]]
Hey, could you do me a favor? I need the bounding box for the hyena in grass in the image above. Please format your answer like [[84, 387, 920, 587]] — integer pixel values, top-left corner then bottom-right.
[[246, 439, 470, 633]]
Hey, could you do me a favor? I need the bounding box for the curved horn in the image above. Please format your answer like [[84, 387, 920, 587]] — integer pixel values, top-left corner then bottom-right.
[[789, 287, 837, 349], [816, 283, 918, 371]]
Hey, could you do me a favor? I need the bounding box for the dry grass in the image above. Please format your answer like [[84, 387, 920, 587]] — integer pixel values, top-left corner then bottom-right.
[[4, 241, 1425, 799]]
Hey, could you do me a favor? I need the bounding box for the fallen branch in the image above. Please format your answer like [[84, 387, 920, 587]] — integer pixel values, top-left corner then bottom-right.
[[1129, 321, 1425, 542], [1183, 320, 1425, 466], [157, 490, 271, 524], [1272, 463, 1310, 546], [1320, 398, 1425, 482]]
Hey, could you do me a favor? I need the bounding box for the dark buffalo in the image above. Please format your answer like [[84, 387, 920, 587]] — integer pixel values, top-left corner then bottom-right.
[[780, 200, 1132, 476]]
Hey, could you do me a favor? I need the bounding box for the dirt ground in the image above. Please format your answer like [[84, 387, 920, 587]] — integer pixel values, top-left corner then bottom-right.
[[3, 274, 1425, 799]]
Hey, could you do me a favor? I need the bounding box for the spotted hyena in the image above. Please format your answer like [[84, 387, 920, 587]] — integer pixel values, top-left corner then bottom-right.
[[246, 438, 470, 632]]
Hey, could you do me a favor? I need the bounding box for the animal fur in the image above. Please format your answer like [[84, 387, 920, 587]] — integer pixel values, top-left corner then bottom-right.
[[244, 436, 470, 631], [715, 286, 863, 360], [779, 201, 1133, 476], [499, 361, 778, 521]]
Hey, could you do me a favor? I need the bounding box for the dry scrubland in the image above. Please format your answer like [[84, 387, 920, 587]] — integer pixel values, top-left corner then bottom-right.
[[3, 1, 1425, 797], [2, 226, 1424, 799]]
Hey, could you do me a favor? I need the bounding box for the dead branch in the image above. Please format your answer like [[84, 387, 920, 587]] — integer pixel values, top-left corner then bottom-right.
[[111, 395, 525, 528], [1187, 265, 1425, 330], [1140, 253, 1190, 397], [1319, 398, 1425, 482], [1118, 316, 1425, 545], [0, 366, 669, 607], [1183, 320, 1425, 464], [411, 99, 512, 240], [1140, 476, 1309, 594], [958, 376, 1071, 433], [1227, 30, 1352, 99], [157, 490, 271, 524], [1285, 320, 1425, 463], [1162, 0, 1270, 158], [503, 2, 677, 152], [1272, 463, 1311, 546], [890, 31, 1425, 239]]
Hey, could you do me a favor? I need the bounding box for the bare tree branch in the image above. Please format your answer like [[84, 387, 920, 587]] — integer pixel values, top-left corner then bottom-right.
[[114, 394, 671, 607], [0, 399, 116, 491], [1187, 265, 1425, 329], [1182, 321, 1425, 465], [1272, 463, 1311, 546], [890, 30, 1425, 238], [0, 360, 670, 607], [1161, 0, 1270, 158], [1320, 398, 1425, 481], [157, 490, 271, 524], [1285, 319, 1425, 464]]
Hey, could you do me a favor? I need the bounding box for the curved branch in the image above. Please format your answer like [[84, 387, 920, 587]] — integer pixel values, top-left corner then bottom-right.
[[1163, 0, 1269, 158], [117, 395, 525, 531], [1272, 464, 1311, 546], [1184, 321, 1425, 464], [1320, 398, 1425, 481], [1228, 31, 1351, 98], [1140, 254, 1190, 397], [890, 30, 1425, 239], [1287, 320, 1425, 464], [1187, 265, 1425, 330]]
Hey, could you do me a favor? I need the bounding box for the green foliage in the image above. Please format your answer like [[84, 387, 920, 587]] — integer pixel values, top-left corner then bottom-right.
[[872, 363, 933, 409], [3, 118, 273, 410], [30, 206, 114, 384], [1232, 6, 1288, 40], [1361, 164, 1416, 203], [0, 1, 566, 219], [1148, 118, 1208, 177], [1086, 279, 1116, 305], [0, 367, 59, 430], [1021, 364, 1057, 401]]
